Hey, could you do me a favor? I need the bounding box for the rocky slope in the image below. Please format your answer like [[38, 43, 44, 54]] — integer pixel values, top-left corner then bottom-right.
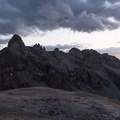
[[0, 87, 120, 120], [0, 34, 120, 99]]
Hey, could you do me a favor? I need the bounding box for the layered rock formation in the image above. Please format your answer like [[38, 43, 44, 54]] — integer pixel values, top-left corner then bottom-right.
[[0, 35, 120, 99]]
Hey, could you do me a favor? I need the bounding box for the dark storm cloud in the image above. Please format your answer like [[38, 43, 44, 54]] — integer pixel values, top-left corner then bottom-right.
[[44, 43, 82, 51], [0, 0, 120, 35]]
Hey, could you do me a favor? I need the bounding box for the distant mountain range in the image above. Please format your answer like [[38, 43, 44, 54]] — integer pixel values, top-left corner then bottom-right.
[[0, 34, 120, 99]]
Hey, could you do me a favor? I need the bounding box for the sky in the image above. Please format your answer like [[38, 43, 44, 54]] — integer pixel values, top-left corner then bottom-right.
[[0, 0, 120, 58]]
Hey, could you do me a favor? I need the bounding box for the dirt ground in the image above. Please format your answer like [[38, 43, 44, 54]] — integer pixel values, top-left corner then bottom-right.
[[0, 87, 120, 120]]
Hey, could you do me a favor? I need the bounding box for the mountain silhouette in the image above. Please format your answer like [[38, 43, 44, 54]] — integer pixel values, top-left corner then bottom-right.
[[0, 34, 120, 99]]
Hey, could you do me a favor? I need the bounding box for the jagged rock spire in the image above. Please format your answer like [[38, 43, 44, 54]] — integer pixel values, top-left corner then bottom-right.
[[8, 34, 25, 48], [8, 34, 26, 53]]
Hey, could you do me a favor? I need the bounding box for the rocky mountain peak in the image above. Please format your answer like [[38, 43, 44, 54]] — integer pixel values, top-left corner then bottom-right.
[[8, 34, 26, 53], [69, 48, 83, 59], [54, 48, 59, 52]]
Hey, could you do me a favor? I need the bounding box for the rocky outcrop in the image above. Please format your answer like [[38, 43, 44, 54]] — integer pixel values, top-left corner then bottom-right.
[[8, 34, 26, 54], [0, 35, 120, 99], [33, 43, 45, 50], [69, 48, 83, 59]]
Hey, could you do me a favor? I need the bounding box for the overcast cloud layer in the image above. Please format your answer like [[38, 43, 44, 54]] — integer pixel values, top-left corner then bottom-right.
[[0, 0, 120, 36]]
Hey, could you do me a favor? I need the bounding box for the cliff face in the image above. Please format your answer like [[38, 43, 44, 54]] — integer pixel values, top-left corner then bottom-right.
[[0, 35, 120, 98]]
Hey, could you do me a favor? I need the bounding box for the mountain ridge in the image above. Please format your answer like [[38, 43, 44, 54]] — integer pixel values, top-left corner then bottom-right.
[[0, 34, 120, 99]]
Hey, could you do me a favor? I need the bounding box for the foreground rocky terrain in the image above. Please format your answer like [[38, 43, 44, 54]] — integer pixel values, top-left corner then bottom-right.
[[0, 87, 120, 120], [0, 34, 120, 99]]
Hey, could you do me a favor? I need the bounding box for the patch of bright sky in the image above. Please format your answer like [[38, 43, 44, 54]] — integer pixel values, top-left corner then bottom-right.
[[0, 34, 12, 49], [105, 1, 120, 8], [0, 27, 120, 58], [81, 0, 87, 3], [22, 27, 120, 51]]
